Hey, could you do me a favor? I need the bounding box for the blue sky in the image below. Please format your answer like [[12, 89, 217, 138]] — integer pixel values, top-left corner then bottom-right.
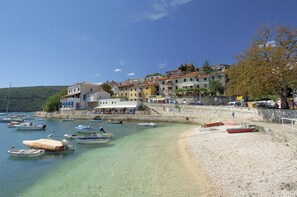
[[0, 0, 296, 88]]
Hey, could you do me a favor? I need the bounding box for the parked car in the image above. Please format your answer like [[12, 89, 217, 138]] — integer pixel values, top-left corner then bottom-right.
[[226, 101, 245, 107]]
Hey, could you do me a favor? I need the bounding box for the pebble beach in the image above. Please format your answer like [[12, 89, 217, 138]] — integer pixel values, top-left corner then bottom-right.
[[184, 124, 297, 196]]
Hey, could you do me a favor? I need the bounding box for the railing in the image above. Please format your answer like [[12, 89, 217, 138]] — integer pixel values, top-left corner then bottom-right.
[[281, 117, 297, 132]]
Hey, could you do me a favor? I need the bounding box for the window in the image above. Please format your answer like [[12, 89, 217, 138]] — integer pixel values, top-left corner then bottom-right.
[[176, 86, 178, 90], [162, 88, 165, 91], [146, 87, 148, 90], [184, 79, 186, 82], [204, 84, 207, 88], [190, 78, 193, 81], [162, 81, 165, 84], [197, 85, 200, 88], [211, 76, 214, 79], [175, 80, 178, 83], [204, 78, 207, 81], [218, 75, 222, 78]]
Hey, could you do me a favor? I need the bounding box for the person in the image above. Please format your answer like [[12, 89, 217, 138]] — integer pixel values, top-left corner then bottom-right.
[[99, 127, 106, 133], [232, 111, 235, 118]]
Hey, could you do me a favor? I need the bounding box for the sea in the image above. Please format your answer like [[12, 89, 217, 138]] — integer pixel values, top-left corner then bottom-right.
[[0, 115, 199, 197]]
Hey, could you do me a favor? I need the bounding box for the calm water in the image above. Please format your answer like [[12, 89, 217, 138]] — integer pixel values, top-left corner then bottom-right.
[[0, 117, 198, 196]]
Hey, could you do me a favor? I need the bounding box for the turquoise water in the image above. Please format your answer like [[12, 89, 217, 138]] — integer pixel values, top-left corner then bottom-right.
[[0, 118, 198, 196]]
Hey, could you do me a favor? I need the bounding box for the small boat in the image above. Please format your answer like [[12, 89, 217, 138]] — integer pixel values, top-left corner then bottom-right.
[[63, 134, 82, 139], [75, 124, 95, 131], [137, 123, 156, 127], [15, 122, 46, 130], [106, 120, 123, 124], [201, 122, 224, 128], [226, 127, 256, 134], [75, 136, 109, 144], [23, 139, 75, 152], [8, 149, 45, 158]]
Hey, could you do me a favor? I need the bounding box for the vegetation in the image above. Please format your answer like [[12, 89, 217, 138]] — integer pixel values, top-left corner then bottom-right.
[[209, 80, 224, 96], [145, 73, 164, 78], [0, 86, 67, 112], [178, 63, 196, 74], [101, 83, 114, 96], [43, 88, 67, 112], [201, 60, 214, 74], [226, 25, 297, 109]]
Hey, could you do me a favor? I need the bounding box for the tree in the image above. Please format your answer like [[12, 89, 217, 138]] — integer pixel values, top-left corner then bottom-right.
[[226, 25, 297, 109], [101, 83, 114, 96], [209, 80, 224, 96], [202, 60, 214, 74], [43, 88, 67, 112], [178, 63, 196, 74]]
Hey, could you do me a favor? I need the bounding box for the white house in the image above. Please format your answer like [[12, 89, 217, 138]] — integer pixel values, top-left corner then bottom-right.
[[94, 98, 141, 114], [60, 82, 110, 111]]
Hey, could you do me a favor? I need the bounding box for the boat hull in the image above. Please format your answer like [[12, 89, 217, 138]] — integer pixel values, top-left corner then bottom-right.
[[227, 127, 256, 134], [202, 122, 223, 128], [75, 136, 109, 144], [8, 149, 45, 157]]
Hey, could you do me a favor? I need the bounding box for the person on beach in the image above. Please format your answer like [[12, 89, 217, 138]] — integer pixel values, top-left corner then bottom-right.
[[232, 111, 235, 118], [99, 127, 106, 133]]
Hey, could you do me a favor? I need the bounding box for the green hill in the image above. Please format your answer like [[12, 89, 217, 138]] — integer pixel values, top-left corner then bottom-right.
[[0, 86, 67, 112]]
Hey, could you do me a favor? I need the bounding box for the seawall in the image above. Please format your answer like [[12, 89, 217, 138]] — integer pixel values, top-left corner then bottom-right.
[[35, 103, 297, 124]]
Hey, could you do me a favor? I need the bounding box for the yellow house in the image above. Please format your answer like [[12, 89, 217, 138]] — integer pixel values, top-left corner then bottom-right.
[[141, 82, 158, 102]]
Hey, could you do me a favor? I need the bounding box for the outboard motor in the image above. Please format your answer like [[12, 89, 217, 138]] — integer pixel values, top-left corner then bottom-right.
[[62, 139, 76, 151]]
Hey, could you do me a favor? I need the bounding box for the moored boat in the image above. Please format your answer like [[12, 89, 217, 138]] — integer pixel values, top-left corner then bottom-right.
[[226, 127, 256, 134], [15, 122, 46, 130], [8, 149, 45, 157], [75, 136, 109, 144], [201, 122, 224, 128], [106, 120, 123, 124], [23, 139, 75, 152], [7, 121, 22, 128], [137, 123, 156, 127]]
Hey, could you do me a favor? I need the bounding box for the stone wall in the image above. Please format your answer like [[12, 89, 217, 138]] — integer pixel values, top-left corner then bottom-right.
[[35, 104, 297, 124]]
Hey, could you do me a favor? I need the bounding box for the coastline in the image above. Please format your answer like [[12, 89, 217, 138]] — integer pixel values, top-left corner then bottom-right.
[[177, 129, 228, 196], [184, 125, 297, 196]]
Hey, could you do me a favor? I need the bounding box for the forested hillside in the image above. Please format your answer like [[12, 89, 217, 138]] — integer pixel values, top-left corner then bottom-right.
[[0, 86, 67, 112]]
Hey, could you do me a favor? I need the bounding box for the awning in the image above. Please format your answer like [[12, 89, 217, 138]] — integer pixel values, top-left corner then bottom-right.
[[95, 105, 137, 109], [61, 92, 80, 97]]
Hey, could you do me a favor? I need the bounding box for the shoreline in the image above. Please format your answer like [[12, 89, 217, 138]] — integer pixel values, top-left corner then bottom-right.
[[183, 125, 297, 196], [177, 128, 228, 196]]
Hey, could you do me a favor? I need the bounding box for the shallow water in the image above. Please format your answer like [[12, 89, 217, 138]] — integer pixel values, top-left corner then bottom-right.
[[0, 118, 199, 196]]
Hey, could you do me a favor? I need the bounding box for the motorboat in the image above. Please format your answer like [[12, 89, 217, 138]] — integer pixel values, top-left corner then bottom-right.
[[15, 122, 46, 130], [75, 136, 109, 144], [8, 149, 45, 158], [23, 139, 75, 152], [106, 120, 123, 124], [137, 123, 156, 127], [64, 132, 113, 139], [75, 124, 96, 132]]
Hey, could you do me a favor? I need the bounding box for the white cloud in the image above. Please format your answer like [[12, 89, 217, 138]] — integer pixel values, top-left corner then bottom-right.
[[127, 73, 135, 76], [141, 0, 192, 21], [93, 82, 103, 85], [157, 63, 167, 69], [114, 68, 122, 72]]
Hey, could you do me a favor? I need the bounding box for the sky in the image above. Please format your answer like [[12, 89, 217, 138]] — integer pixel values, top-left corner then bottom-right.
[[0, 0, 297, 88]]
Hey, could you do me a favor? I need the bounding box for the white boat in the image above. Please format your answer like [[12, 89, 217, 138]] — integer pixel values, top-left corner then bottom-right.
[[75, 124, 96, 132], [23, 139, 75, 152], [137, 123, 156, 127], [8, 149, 45, 157], [75, 136, 109, 144], [64, 132, 113, 139], [15, 122, 46, 130]]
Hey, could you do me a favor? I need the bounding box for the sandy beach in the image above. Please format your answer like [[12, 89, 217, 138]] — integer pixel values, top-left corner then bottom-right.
[[183, 124, 297, 196]]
